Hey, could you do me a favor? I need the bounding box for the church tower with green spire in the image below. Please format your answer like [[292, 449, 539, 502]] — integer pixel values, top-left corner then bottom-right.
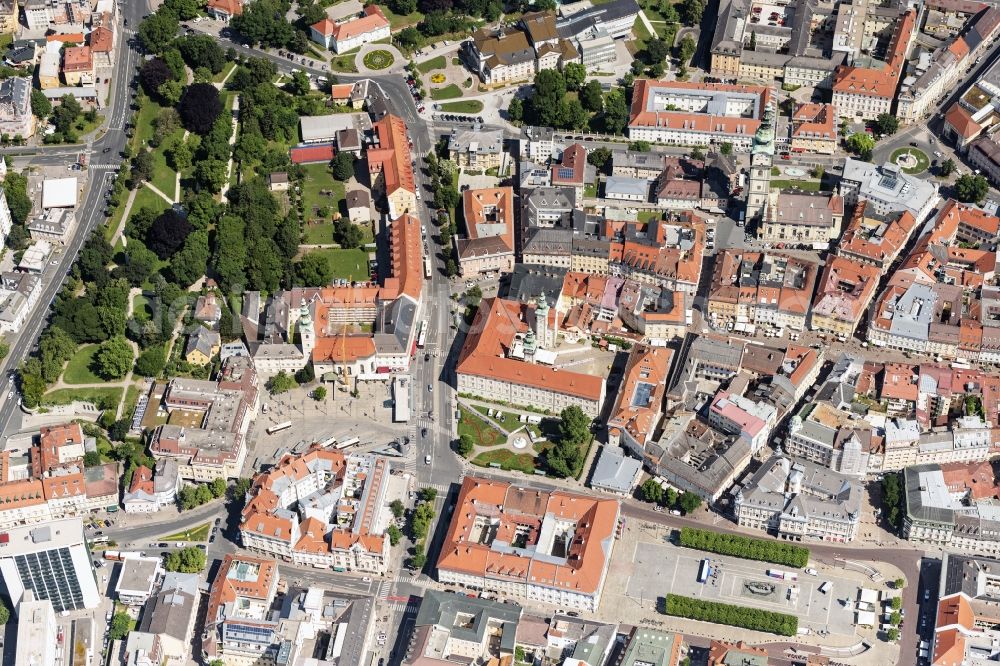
[[746, 101, 776, 222]]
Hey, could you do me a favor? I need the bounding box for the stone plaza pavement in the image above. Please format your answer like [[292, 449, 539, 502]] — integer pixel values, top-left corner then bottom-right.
[[591, 518, 904, 665]]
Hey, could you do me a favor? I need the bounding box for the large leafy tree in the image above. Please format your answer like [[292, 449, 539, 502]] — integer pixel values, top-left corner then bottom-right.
[[162, 0, 202, 20], [213, 216, 247, 290], [563, 62, 587, 91], [179, 83, 224, 135], [873, 113, 899, 136], [96, 336, 133, 380], [602, 88, 629, 135], [295, 252, 334, 287], [232, 0, 295, 48], [267, 371, 297, 394], [138, 12, 179, 53], [846, 132, 874, 160], [134, 345, 167, 377], [169, 230, 210, 287], [165, 546, 207, 573], [956, 173, 990, 203], [30, 89, 51, 118], [147, 210, 194, 260], [580, 80, 604, 112]]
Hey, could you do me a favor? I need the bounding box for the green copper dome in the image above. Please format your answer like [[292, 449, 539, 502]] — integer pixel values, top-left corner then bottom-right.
[[752, 103, 776, 156]]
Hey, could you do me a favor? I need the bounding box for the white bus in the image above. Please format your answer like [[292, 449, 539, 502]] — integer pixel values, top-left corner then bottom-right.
[[393, 375, 411, 423], [416, 320, 427, 349], [424, 256, 432, 279], [266, 421, 292, 435], [697, 559, 711, 583], [335, 437, 360, 450]]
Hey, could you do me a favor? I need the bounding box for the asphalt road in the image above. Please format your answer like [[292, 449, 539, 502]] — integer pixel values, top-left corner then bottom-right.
[[0, 4, 144, 438]]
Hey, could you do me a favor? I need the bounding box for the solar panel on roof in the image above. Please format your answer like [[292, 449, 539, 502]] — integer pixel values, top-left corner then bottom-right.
[[557, 168, 575, 179]]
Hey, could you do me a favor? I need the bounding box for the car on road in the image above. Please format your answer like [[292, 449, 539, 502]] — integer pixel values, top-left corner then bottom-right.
[[362, 576, 372, 582], [158, 543, 168, 548], [427, 383, 433, 392], [421, 428, 428, 437], [424, 455, 432, 465], [805, 568, 818, 576]]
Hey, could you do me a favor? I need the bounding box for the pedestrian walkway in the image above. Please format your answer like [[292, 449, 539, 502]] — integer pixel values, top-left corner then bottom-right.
[[108, 187, 138, 246], [376, 579, 392, 602], [220, 95, 241, 202]]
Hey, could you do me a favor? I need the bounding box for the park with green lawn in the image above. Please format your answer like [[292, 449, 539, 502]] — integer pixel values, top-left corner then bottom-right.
[[299, 248, 371, 282], [439, 100, 483, 114], [430, 84, 463, 100]]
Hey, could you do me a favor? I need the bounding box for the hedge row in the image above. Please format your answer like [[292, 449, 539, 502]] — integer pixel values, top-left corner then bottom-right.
[[663, 594, 798, 636], [678, 527, 810, 568]]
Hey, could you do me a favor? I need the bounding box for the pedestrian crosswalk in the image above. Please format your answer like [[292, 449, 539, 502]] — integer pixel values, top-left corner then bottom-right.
[[88, 164, 122, 170], [377, 580, 391, 601]]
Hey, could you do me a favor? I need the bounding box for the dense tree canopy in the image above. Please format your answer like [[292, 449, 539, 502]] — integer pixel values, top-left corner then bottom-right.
[[147, 210, 194, 260], [140, 58, 174, 99], [139, 12, 179, 53], [177, 35, 226, 74], [95, 336, 133, 380], [179, 83, 224, 134]]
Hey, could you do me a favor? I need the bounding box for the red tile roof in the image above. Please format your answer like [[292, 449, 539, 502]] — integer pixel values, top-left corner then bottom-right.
[[629, 79, 771, 134], [437, 477, 619, 596], [457, 297, 604, 401], [945, 103, 982, 140], [207, 0, 243, 16], [833, 10, 916, 100], [368, 114, 415, 196], [89, 26, 113, 53]]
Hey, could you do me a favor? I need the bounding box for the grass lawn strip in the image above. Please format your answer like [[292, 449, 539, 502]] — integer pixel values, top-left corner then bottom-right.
[[301, 248, 370, 281], [135, 99, 163, 147], [439, 100, 484, 114], [213, 62, 237, 84], [471, 449, 535, 474], [417, 55, 446, 73], [430, 84, 463, 100], [132, 185, 172, 215], [123, 385, 142, 421], [161, 522, 211, 542], [330, 54, 358, 73], [769, 179, 821, 192], [382, 6, 424, 28], [132, 294, 152, 322], [299, 163, 345, 220], [459, 406, 503, 446], [62, 344, 102, 385], [631, 15, 654, 49], [43, 387, 123, 408], [148, 139, 181, 202]]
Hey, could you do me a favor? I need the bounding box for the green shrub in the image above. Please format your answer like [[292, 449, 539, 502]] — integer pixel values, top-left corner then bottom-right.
[[663, 594, 798, 636], [678, 527, 809, 568]]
